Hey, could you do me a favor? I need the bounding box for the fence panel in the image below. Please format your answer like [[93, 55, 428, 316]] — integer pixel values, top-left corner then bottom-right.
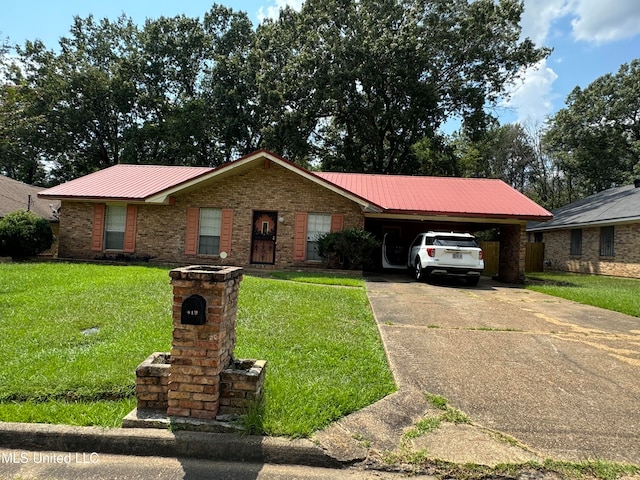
[[479, 241, 500, 276], [526, 242, 545, 272]]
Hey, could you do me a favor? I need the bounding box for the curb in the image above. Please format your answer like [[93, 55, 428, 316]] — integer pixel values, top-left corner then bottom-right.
[[0, 423, 342, 469]]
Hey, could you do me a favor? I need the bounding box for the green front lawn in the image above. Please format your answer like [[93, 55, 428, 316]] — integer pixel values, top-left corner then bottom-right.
[[526, 271, 640, 318], [0, 263, 395, 436]]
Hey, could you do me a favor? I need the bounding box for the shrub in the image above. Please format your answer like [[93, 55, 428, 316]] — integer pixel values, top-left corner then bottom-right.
[[317, 228, 380, 270], [0, 210, 54, 259]]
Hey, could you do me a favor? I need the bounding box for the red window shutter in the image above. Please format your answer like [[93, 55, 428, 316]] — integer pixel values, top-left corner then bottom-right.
[[293, 212, 308, 261], [219, 208, 233, 255], [123, 205, 137, 253], [330, 214, 344, 232], [91, 204, 106, 251], [185, 207, 200, 255]]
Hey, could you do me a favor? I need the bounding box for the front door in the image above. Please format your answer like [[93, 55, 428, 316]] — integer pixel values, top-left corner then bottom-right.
[[251, 211, 277, 264]]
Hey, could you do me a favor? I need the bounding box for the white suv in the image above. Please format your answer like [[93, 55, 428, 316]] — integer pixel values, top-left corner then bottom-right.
[[408, 231, 484, 286]]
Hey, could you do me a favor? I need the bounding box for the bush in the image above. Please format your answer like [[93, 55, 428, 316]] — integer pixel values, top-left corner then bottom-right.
[[317, 228, 380, 270], [0, 210, 54, 259]]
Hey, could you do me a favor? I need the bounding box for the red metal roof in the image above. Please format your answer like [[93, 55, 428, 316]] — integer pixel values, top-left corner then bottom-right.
[[316, 172, 552, 219], [39, 164, 213, 200], [38, 153, 552, 220]]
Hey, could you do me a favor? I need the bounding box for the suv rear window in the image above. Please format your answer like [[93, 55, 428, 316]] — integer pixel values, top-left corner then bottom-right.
[[433, 237, 479, 248]]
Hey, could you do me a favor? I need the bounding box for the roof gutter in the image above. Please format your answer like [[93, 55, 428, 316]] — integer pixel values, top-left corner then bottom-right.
[[367, 210, 552, 222]]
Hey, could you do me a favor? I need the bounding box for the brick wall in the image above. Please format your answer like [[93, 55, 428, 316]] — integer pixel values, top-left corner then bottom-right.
[[543, 224, 640, 278], [57, 162, 364, 268], [57, 202, 95, 259], [135, 353, 170, 411], [498, 223, 526, 284]]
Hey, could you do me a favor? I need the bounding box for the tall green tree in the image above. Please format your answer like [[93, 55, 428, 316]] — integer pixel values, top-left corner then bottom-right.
[[12, 15, 140, 183], [544, 59, 640, 198], [256, 0, 549, 173], [126, 7, 259, 166], [0, 39, 47, 184], [0, 82, 47, 185], [6, 5, 259, 182]]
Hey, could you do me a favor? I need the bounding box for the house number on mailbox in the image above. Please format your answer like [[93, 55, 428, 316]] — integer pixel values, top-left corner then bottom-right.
[[181, 294, 206, 325]]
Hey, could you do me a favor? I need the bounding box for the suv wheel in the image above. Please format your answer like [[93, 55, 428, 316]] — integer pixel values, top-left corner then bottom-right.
[[466, 276, 480, 286], [414, 259, 424, 281]]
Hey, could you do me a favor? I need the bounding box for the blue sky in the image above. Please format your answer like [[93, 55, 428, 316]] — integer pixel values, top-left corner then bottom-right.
[[2, 0, 640, 129]]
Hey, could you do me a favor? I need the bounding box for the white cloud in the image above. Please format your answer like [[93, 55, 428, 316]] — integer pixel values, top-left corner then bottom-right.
[[502, 59, 559, 124], [570, 0, 640, 43], [521, 0, 640, 45], [520, 0, 572, 45], [257, 0, 303, 23]]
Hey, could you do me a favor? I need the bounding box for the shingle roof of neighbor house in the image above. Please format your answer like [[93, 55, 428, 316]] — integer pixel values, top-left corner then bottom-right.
[[528, 181, 640, 231], [0, 174, 59, 221], [39, 150, 552, 221]]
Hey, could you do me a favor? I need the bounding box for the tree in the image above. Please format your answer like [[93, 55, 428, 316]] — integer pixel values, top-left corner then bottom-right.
[[0, 83, 47, 185], [256, 0, 549, 173], [544, 59, 640, 198], [0, 210, 54, 258], [0, 41, 47, 185], [11, 15, 141, 183], [6, 6, 260, 182]]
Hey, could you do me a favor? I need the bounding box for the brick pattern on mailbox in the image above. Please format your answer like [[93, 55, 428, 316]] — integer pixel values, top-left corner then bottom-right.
[[167, 267, 242, 420], [219, 359, 266, 416], [135, 353, 170, 411]]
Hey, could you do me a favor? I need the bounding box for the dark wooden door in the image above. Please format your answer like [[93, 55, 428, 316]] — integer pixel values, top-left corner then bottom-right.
[[251, 211, 277, 264]]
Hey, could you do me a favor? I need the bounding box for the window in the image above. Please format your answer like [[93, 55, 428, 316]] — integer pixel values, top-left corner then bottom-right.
[[104, 205, 126, 250], [600, 226, 615, 256], [570, 229, 582, 255], [306, 213, 332, 261], [199, 208, 222, 255]]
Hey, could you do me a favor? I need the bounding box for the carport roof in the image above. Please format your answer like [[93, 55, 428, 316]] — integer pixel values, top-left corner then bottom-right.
[[317, 172, 552, 220], [39, 150, 552, 221]]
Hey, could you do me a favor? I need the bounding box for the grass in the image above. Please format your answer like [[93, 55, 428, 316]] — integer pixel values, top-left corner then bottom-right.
[[0, 263, 171, 426], [0, 263, 394, 436], [526, 272, 640, 317], [402, 393, 470, 441], [267, 270, 364, 287], [235, 275, 394, 436]]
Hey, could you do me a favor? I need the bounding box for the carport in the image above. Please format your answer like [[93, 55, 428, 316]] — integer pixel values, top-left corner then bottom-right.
[[317, 174, 553, 283]]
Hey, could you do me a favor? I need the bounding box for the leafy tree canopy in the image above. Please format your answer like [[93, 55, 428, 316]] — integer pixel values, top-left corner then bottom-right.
[[1, 1, 548, 183], [2, 6, 258, 183], [256, 0, 548, 172], [544, 59, 640, 196]]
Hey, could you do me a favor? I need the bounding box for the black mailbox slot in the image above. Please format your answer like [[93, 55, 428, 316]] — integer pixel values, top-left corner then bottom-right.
[[181, 294, 206, 325]]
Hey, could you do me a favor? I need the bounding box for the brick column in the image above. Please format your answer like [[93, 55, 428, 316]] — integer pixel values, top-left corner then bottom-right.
[[498, 224, 526, 284], [167, 265, 243, 419]]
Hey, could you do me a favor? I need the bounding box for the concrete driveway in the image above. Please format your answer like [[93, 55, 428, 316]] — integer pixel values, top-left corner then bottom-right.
[[365, 274, 640, 464]]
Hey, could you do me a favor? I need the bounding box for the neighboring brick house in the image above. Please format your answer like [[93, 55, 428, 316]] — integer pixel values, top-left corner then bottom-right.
[[39, 150, 552, 281], [528, 179, 640, 278]]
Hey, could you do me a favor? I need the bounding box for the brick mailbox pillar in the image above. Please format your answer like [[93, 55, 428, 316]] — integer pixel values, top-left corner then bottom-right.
[[167, 265, 243, 419]]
